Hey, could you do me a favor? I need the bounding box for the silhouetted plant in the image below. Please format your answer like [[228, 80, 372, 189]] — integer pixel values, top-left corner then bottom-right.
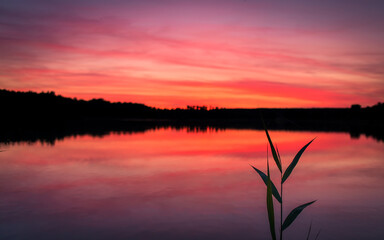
[[251, 127, 317, 240]]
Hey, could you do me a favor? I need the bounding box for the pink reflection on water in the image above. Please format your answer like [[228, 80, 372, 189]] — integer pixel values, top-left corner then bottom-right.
[[0, 129, 383, 239]]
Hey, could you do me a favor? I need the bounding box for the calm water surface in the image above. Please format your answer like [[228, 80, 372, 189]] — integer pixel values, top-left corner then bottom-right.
[[1, 129, 383, 239]]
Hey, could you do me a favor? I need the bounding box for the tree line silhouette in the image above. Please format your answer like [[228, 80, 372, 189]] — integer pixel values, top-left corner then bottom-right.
[[1, 89, 383, 144]]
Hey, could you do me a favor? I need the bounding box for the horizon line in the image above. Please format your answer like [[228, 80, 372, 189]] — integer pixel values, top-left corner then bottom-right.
[[1, 88, 378, 110]]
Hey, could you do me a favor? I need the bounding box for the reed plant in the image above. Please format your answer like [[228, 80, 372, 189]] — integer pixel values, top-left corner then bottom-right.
[[251, 127, 317, 240]]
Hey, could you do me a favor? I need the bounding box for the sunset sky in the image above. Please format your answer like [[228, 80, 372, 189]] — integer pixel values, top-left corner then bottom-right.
[[0, 0, 383, 108]]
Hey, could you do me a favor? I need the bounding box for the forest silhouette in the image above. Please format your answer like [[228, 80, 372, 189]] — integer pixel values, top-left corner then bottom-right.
[[1, 89, 383, 144]]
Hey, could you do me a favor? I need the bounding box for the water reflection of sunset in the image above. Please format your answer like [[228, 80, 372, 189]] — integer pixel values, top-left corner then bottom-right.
[[1, 129, 383, 239]]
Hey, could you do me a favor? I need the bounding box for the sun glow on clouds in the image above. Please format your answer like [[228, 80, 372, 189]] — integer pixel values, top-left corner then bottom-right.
[[0, 0, 383, 108]]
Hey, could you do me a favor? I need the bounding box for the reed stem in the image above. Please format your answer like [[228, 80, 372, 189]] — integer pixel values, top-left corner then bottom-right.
[[280, 169, 283, 240]]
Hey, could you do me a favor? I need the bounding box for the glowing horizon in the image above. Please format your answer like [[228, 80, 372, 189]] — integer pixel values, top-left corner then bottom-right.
[[0, 0, 383, 108]]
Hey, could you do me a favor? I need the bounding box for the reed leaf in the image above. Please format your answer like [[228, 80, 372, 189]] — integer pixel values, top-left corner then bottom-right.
[[266, 159, 277, 240], [282, 200, 316, 231], [306, 221, 312, 240], [264, 127, 282, 173], [275, 145, 282, 167], [251, 165, 282, 203], [282, 139, 315, 183]]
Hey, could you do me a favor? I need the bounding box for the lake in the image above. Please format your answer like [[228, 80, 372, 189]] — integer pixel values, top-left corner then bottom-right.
[[1, 128, 383, 240]]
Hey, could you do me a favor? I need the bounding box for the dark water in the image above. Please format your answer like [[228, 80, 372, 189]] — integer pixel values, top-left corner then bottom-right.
[[0, 129, 383, 239]]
